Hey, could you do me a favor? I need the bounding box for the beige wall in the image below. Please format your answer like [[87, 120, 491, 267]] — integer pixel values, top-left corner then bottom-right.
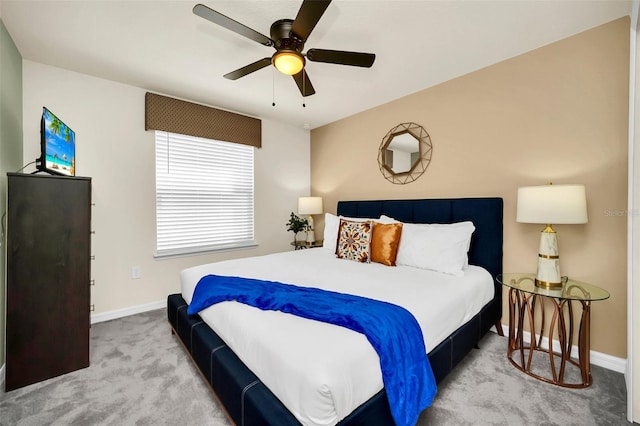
[[311, 18, 630, 358], [21, 61, 310, 316]]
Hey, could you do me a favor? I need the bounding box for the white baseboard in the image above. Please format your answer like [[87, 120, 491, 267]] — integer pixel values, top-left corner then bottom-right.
[[90, 300, 165, 324], [491, 324, 627, 374]]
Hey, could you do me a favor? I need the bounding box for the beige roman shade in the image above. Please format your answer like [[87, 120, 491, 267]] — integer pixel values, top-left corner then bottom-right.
[[145, 92, 261, 148]]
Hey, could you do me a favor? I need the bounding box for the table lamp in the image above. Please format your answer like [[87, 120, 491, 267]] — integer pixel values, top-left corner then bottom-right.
[[298, 197, 323, 243], [516, 184, 588, 288]]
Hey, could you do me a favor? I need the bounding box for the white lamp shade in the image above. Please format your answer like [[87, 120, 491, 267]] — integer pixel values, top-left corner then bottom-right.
[[516, 184, 588, 225], [298, 197, 323, 215]]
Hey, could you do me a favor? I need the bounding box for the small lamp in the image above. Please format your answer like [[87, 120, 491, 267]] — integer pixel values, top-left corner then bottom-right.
[[298, 196, 323, 243], [516, 183, 588, 288]]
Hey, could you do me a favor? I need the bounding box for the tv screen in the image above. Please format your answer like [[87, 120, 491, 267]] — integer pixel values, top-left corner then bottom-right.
[[39, 107, 75, 176]]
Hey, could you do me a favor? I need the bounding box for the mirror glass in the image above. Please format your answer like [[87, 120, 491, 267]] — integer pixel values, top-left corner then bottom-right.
[[383, 132, 420, 174]]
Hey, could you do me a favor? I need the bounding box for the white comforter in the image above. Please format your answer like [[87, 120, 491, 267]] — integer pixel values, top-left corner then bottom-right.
[[181, 249, 493, 426]]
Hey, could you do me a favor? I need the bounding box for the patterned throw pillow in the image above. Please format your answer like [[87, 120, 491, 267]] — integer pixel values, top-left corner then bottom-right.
[[336, 219, 373, 263]]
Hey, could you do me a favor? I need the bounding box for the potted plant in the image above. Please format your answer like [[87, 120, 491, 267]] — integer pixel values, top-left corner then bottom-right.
[[286, 212, 309, 243]]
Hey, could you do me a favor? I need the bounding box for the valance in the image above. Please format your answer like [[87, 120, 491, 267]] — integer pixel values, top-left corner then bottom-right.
[[145, 92, 261, 148]]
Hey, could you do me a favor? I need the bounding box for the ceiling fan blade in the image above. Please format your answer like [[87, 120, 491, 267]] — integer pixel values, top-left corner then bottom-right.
[[290, 0, 331, 42], [224, 58, 272, 80], [292, 70, 316, 97], [193, 4, 273, 47], [307, 49, 376, 67]]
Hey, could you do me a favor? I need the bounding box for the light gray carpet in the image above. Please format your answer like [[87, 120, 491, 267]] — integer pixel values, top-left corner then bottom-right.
[[0, 309, 628, 425]]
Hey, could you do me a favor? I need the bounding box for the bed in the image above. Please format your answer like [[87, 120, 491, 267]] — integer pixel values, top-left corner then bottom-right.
[[167, 197, 503, 425]]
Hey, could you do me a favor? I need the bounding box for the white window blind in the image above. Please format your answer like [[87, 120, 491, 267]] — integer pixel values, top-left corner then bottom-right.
[[155, 131, 255, 257]]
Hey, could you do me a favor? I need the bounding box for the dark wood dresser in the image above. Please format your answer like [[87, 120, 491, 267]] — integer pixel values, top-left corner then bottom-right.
[[5, 172, 92, 391]]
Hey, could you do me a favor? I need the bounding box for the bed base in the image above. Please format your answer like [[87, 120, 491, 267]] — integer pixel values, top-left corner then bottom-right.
[[168, 293, 492, 425], [168, 197, 503, 425]]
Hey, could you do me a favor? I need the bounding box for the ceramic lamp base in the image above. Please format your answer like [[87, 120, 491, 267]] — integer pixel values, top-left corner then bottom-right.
[[306, 215, 315, 243], [535, 226, 562, 288]]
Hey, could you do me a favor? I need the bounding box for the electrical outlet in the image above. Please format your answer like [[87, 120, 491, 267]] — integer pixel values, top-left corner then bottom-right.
[[131, 266, 141, 280]]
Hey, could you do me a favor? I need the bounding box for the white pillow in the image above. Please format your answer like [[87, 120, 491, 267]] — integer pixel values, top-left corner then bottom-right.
[[322, 213, 371, 253], [395, 221, 475, 276], [381, 215, 474, 263], [323, 213, 341, 253], [377, 214, 400, 224]]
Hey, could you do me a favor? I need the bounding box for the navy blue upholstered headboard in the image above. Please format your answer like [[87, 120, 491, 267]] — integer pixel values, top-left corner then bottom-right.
[[336, 198, 503, 281]]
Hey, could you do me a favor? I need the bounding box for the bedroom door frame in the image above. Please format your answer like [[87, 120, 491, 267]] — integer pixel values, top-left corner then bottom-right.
[[628, 2, 639, 422]]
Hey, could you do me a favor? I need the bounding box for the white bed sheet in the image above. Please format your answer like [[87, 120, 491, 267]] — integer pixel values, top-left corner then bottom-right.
[[181, 249, 493, 426]]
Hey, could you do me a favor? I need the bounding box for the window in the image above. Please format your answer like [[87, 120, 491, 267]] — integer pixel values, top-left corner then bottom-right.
[[155, 131, 255, 257]]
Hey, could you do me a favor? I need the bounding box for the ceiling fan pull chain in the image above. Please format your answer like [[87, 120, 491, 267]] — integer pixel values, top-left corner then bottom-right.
[[302, 69, 306, 108], [272, 68, 276, 107]]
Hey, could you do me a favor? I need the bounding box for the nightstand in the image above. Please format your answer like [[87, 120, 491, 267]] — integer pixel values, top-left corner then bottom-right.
[[291, 240, 323, 250], [496, 273, 609, 388]]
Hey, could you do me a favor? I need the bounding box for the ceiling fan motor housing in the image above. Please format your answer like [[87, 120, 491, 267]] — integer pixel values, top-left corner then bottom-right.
[[270, 19, 304, 52]]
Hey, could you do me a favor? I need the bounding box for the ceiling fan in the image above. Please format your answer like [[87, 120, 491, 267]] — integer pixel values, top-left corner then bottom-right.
[[193, 0, 376, 97]]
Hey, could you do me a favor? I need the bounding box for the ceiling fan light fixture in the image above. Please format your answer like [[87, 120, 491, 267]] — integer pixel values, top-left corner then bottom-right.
[[273, 51, 304, 75]]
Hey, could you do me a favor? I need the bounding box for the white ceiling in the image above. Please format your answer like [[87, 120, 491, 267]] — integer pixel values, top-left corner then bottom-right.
[[0, 0, 632, 130]]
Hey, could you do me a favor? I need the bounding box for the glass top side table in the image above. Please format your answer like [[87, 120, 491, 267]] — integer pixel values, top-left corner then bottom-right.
[[496, 273, 610, 388], [291, 240, 324, 250]]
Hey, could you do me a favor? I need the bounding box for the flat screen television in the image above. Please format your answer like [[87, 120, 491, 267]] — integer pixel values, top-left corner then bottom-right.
[[37, 107, 75, 176]]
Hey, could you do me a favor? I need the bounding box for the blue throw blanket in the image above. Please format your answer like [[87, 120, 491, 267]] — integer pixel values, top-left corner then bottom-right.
[[187, 274, 437, 426]]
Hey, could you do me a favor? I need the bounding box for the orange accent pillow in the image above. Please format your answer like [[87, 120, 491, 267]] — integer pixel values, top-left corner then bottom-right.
[[371, 222, 403, 266]]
